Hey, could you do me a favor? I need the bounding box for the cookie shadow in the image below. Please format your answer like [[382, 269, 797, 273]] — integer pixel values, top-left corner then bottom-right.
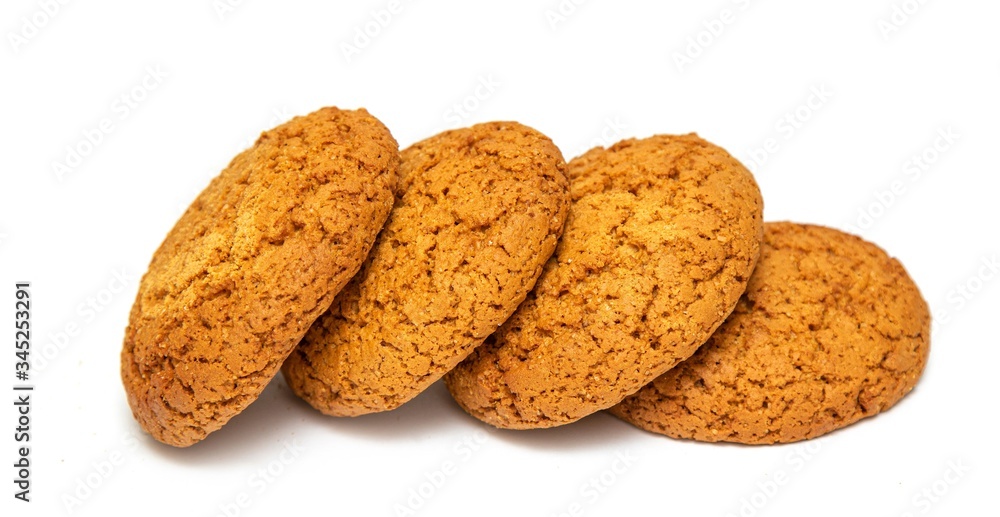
[[144, 374, 325, 464], [307, 379, 470, 440], [480, 410, 639, 451], [148, 376, 480, 464]]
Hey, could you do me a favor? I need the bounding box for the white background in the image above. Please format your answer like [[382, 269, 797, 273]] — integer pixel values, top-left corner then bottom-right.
[[2, 1, 997, 516]]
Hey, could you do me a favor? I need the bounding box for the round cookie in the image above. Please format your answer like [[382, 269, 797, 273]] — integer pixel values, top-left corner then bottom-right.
[[281, 122, 570, 416], [610, 222, 931, 444], [120, 107, 400, 447], [444, 134, 764, 429]]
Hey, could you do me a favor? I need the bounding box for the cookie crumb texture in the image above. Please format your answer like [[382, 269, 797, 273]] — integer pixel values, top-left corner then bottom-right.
[[446, 135, 764, 428], [282, 122, 570, 416], [120, 107, 400, 447], [610, 222, 931, 444]]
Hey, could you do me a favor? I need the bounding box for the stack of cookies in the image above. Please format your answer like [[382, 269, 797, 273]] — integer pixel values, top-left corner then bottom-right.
[[121, 107, 930, 448]]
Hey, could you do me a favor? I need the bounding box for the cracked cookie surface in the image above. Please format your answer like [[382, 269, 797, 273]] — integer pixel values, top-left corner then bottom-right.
[[610, 222, 931, 444], [120, 107, 399, 447], [282, 122, 570, 416], [445, 134, 763, 428]]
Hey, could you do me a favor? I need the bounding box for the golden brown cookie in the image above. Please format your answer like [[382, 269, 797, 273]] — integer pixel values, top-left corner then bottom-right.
[[610, 222, 931, 444], [281, 122, 570, 416], [445, 134, 764, 429], [120, 107, 400, 447]]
